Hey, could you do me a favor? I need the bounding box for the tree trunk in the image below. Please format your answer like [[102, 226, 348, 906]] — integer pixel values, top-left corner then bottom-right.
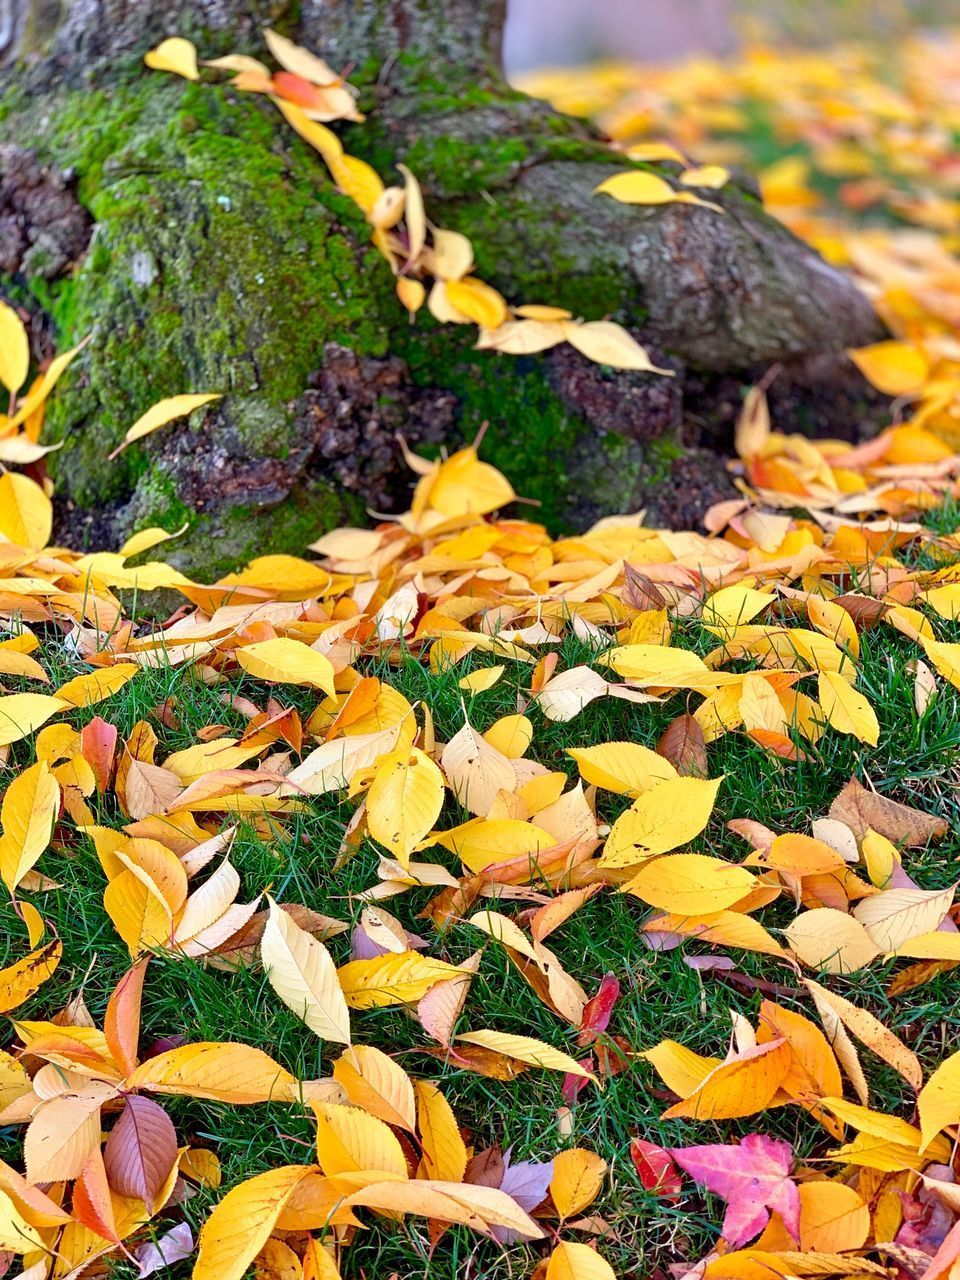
[[0, 0, 886, 576]]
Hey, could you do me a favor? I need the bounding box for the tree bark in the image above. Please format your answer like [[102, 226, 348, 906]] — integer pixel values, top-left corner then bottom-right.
[[0, 0, 886, 575]]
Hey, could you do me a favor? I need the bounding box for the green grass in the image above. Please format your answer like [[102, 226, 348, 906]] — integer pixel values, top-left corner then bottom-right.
[[3, 595, 960, 1278]]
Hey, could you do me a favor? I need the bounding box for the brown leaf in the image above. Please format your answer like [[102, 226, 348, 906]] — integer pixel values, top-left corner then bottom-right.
[[623, 565, 665, 611], [102, 1095, 179, 1211], [828, 777, 947, 846], [465, 1145, 505, 1188], [656, 714, 708, 778], [887, 958, 960, 997], [833, 594, 891, 632]]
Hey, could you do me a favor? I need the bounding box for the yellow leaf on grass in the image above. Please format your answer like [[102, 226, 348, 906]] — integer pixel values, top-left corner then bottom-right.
[[0, 1048, 31, 1110], [563, 320, 670, 373], [314, 1102, 408, 1178], [441, 723, 517, 816], [414, 1079, 468, 1181], [550, 1149, 607, 1219], [195, 1166, 335, 1280], [336, 952, 466, 1009], [367, 747, 445, 866], [329, 153, 384, 214], [342, 1177, 543, 1238], [600, 643, 718, 687], [55, 663, 139, 708], [9, 338, 88, 430], [126, 1042, 296, 1104], [802, 978, 922, 1091], [660, 1040, 793, 1120], [703, 585, 775, 631], [798, 1181, 870, 1252], [600, 776, 721, 867], [784, 908, 881, 974], [817, 672, 879, 746], [852, 886, 954, 953], [0, 940, 61, 1013], [0, 693, 67, 747], [567, 741, 677, 796], [624, 853, 755, 913], [237, 638, 336, 696], [23, 1089, 105, 1183], [546, 1241, 617, 1280], [455, 1030, 597, 1082], [459, 666, 505, 693], [483, 713, 533, 758], [919, 636, 960, 692], [847, 341, 929, 396], [432, 818, 555, 873], [144, 37, 200, 80], [0, 473, 52, 550], [261, 897, 351, 1044], [0, 760, 60, 892], [333, 1045, 416, 1133], [0, 300, 29, 396], [918, 1049, 960, 1151]]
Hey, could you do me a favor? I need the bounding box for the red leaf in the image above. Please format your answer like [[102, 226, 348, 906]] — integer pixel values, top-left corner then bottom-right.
[[80, 717, 118, 793], [561, 1060, 595, 1104], [657, 714, 708, 777], [271, 70, 329, 110], [670, 1133, 800, 1248], [578, 973, 620, 1046], [103, 1095, 178, 1212], [72, 1147, 120, 1243], [630, 1139, 682, 1198], [104, 958, 149, 1078]]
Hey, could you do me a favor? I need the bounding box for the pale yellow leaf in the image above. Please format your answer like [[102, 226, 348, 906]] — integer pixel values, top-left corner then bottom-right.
[[455, 1030, 596, 1082], [144, 36, 199, 79], [261, 897, 351, 1044], [0, 300, 29, 396]]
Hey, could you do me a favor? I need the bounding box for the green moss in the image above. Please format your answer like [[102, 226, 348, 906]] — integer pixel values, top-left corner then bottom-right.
[[403, 133, 531, 197]]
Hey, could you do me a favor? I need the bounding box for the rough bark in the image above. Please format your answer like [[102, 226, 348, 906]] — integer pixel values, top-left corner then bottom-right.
[[0, 0, 887, 575]]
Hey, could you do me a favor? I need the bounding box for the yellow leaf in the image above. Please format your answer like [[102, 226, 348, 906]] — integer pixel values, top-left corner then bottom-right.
[[237, 638, 336, 696], [919, 636, 960, 692], [9, 338, 88, 430], [600, 643, 719, 687], [414, 1079, 467, 1181], [367, 747, 445, 866], [546, 1241, 617, 1280], [798, 1181, 870, 1252], [441, 722, 517, 817], [853, 885, 954, 953], [195, 1166, 336, 1280], [431, 227, 474, 280], [314, 1102, 408, 1178], [595, 169, 721, 211], [0, 300, 29, 396], [703, 584, 774, 631], [802, 978, 922, 1091], [660, 1040, 793, 1120], [120, 525, 187, 558], [126, 1042, 296, 1104], [273, 98, 344, 165], [23, 1088, 105, 1183], [783, 908, 881, 974], [0, 1048, 31, 1110], [563, 320, 671, 373], [680, 164, 731, 188], [397, 164, 425, 263], [919, 1049, 960, 1150], [432, 817, 556, 873], [567, 741, 677, 796], [428, 447, 516, 517], [459, 665, 505, 693], [455, 1030, 597, 1082], [396, 277, 425, 315], [144, 36, 199, 79], [483, 713, 533, 758], [537, 665, 611, 721], [625, 142, 686, 164], [329, 153, 385, 214], [550, 1149, 607, 1219], [333, 1045, 416, 1132], [0, 693, 67, 747], [109, 393, 221, 458], [261, 897, 351, 1044], [623, 853, 756, 913], [445, 277, 509, 329], [848, 341, 929, 396], [0, 940, 61, 1013], [55, 663, 139, 708], [817, 672, 879, 746], [336, 952, 467, 1009], [600, 776, 721, 867], [0, 760, 59, 892], [342, 1177, 543, 1238], [0, 473, 52, 550], [476, 318, 567, 355]]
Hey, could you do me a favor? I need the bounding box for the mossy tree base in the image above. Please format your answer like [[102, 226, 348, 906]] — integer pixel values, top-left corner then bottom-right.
[[0, 0, 886, 578]]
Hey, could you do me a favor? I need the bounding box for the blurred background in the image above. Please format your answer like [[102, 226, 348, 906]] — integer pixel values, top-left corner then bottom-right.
[[504, 0, 958, 70]]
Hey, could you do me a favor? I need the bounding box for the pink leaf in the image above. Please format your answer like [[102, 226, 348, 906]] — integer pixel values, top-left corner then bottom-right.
[[578, 973, 621, 1045], [670, 1133, 800, 1248], [103, 1095, 178, 1212]]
